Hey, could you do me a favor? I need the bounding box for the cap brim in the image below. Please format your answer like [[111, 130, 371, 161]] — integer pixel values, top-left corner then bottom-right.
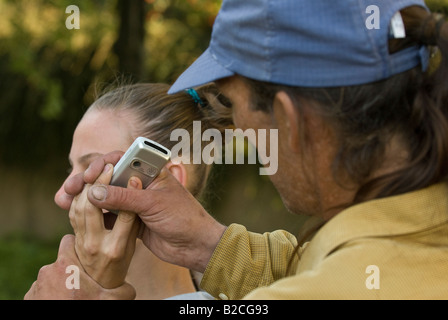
[[168, 48, 235, 94]]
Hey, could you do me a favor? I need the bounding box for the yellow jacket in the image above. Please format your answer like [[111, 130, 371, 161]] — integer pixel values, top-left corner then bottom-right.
[[200, 183, 448, 299]]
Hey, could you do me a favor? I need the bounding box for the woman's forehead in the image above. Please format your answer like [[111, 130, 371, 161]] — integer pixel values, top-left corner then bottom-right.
[[70, 109, 135, 162]]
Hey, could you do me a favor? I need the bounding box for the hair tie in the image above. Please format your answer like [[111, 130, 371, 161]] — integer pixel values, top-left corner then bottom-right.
[[185, 88, 206, 108]]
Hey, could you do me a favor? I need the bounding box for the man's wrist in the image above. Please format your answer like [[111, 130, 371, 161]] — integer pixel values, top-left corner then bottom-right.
[[194, 222, 227, 273]]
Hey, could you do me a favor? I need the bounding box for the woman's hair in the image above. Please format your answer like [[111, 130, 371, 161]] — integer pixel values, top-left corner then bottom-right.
[[87, 82, 233, 198], [244, 6, 448, 207]]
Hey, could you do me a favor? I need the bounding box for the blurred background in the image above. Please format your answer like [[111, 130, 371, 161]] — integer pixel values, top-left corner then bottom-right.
[[0, 0, 446, 299]]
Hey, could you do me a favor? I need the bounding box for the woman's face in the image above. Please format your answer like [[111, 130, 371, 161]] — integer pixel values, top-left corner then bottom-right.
[[54, 108, 136, 209]]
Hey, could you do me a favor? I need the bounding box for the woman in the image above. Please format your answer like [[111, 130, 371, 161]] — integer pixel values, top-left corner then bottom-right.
[[31, 82, 232, 299]]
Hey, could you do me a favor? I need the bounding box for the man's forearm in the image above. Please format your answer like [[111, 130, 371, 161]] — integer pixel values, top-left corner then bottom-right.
[[200, 224, 298, 300]]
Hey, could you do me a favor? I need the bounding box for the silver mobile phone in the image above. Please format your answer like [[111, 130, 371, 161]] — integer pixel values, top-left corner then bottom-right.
[[110, 137, 171, 189]]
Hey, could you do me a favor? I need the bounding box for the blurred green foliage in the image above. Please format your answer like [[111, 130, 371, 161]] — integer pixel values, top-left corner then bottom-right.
[[0, 234, 59, 299], [0, 0, 220, 169]]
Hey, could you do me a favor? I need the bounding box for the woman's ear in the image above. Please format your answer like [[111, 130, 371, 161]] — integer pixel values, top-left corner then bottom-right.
[[165, 161, 188, 187], [273, 91, 301, 154]]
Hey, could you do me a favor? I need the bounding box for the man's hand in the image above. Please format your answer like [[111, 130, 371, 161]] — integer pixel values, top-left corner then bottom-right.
[[24, 234, 136, 300], [62, 152, 227, 273], [56, 151, 124, 211]]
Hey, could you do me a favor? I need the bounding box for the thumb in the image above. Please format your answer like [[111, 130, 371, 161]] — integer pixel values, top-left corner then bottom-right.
[[87, 168, 179, 215], [57, 234, 76, 258], [87, 183, 148, 214]]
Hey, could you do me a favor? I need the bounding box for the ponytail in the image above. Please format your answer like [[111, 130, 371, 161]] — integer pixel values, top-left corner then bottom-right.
[[383, 8, 448, 196]]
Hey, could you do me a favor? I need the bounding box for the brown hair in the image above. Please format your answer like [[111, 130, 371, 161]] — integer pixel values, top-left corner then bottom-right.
[[88, 82, 233, 198]]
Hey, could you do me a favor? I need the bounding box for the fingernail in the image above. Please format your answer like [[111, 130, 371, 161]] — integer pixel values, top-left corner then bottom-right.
[[91, 185, 107, 201], [103, 163, 113, 174], [128, 178, 139, 189]]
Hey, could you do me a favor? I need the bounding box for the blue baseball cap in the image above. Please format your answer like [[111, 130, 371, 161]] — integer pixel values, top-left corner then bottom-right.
[[168, 0, 429, 94]]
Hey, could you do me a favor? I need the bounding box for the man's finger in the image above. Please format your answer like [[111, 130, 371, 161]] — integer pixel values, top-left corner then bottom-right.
[[87, 168, 181, 215], [63, 152, 123, 201], [63, 172, 85, 204], [88, 184, 153, 215], [57, 234, 77, 258], [84, 151, 123, 184], [55, 192, 76, 212]]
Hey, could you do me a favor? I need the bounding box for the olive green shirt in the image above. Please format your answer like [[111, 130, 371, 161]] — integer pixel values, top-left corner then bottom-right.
[[200, 183, 448, 299]]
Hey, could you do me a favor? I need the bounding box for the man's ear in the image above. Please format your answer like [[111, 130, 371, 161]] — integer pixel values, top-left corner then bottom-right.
[[165, 161, 188, 188], [272, 91, 301, 153]]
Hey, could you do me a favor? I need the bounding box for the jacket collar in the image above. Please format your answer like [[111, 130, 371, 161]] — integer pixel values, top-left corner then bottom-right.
[[298, 183, 448, 272]]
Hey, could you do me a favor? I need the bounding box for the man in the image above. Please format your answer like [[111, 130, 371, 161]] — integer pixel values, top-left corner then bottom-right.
[[27, 0, 448, 299]]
